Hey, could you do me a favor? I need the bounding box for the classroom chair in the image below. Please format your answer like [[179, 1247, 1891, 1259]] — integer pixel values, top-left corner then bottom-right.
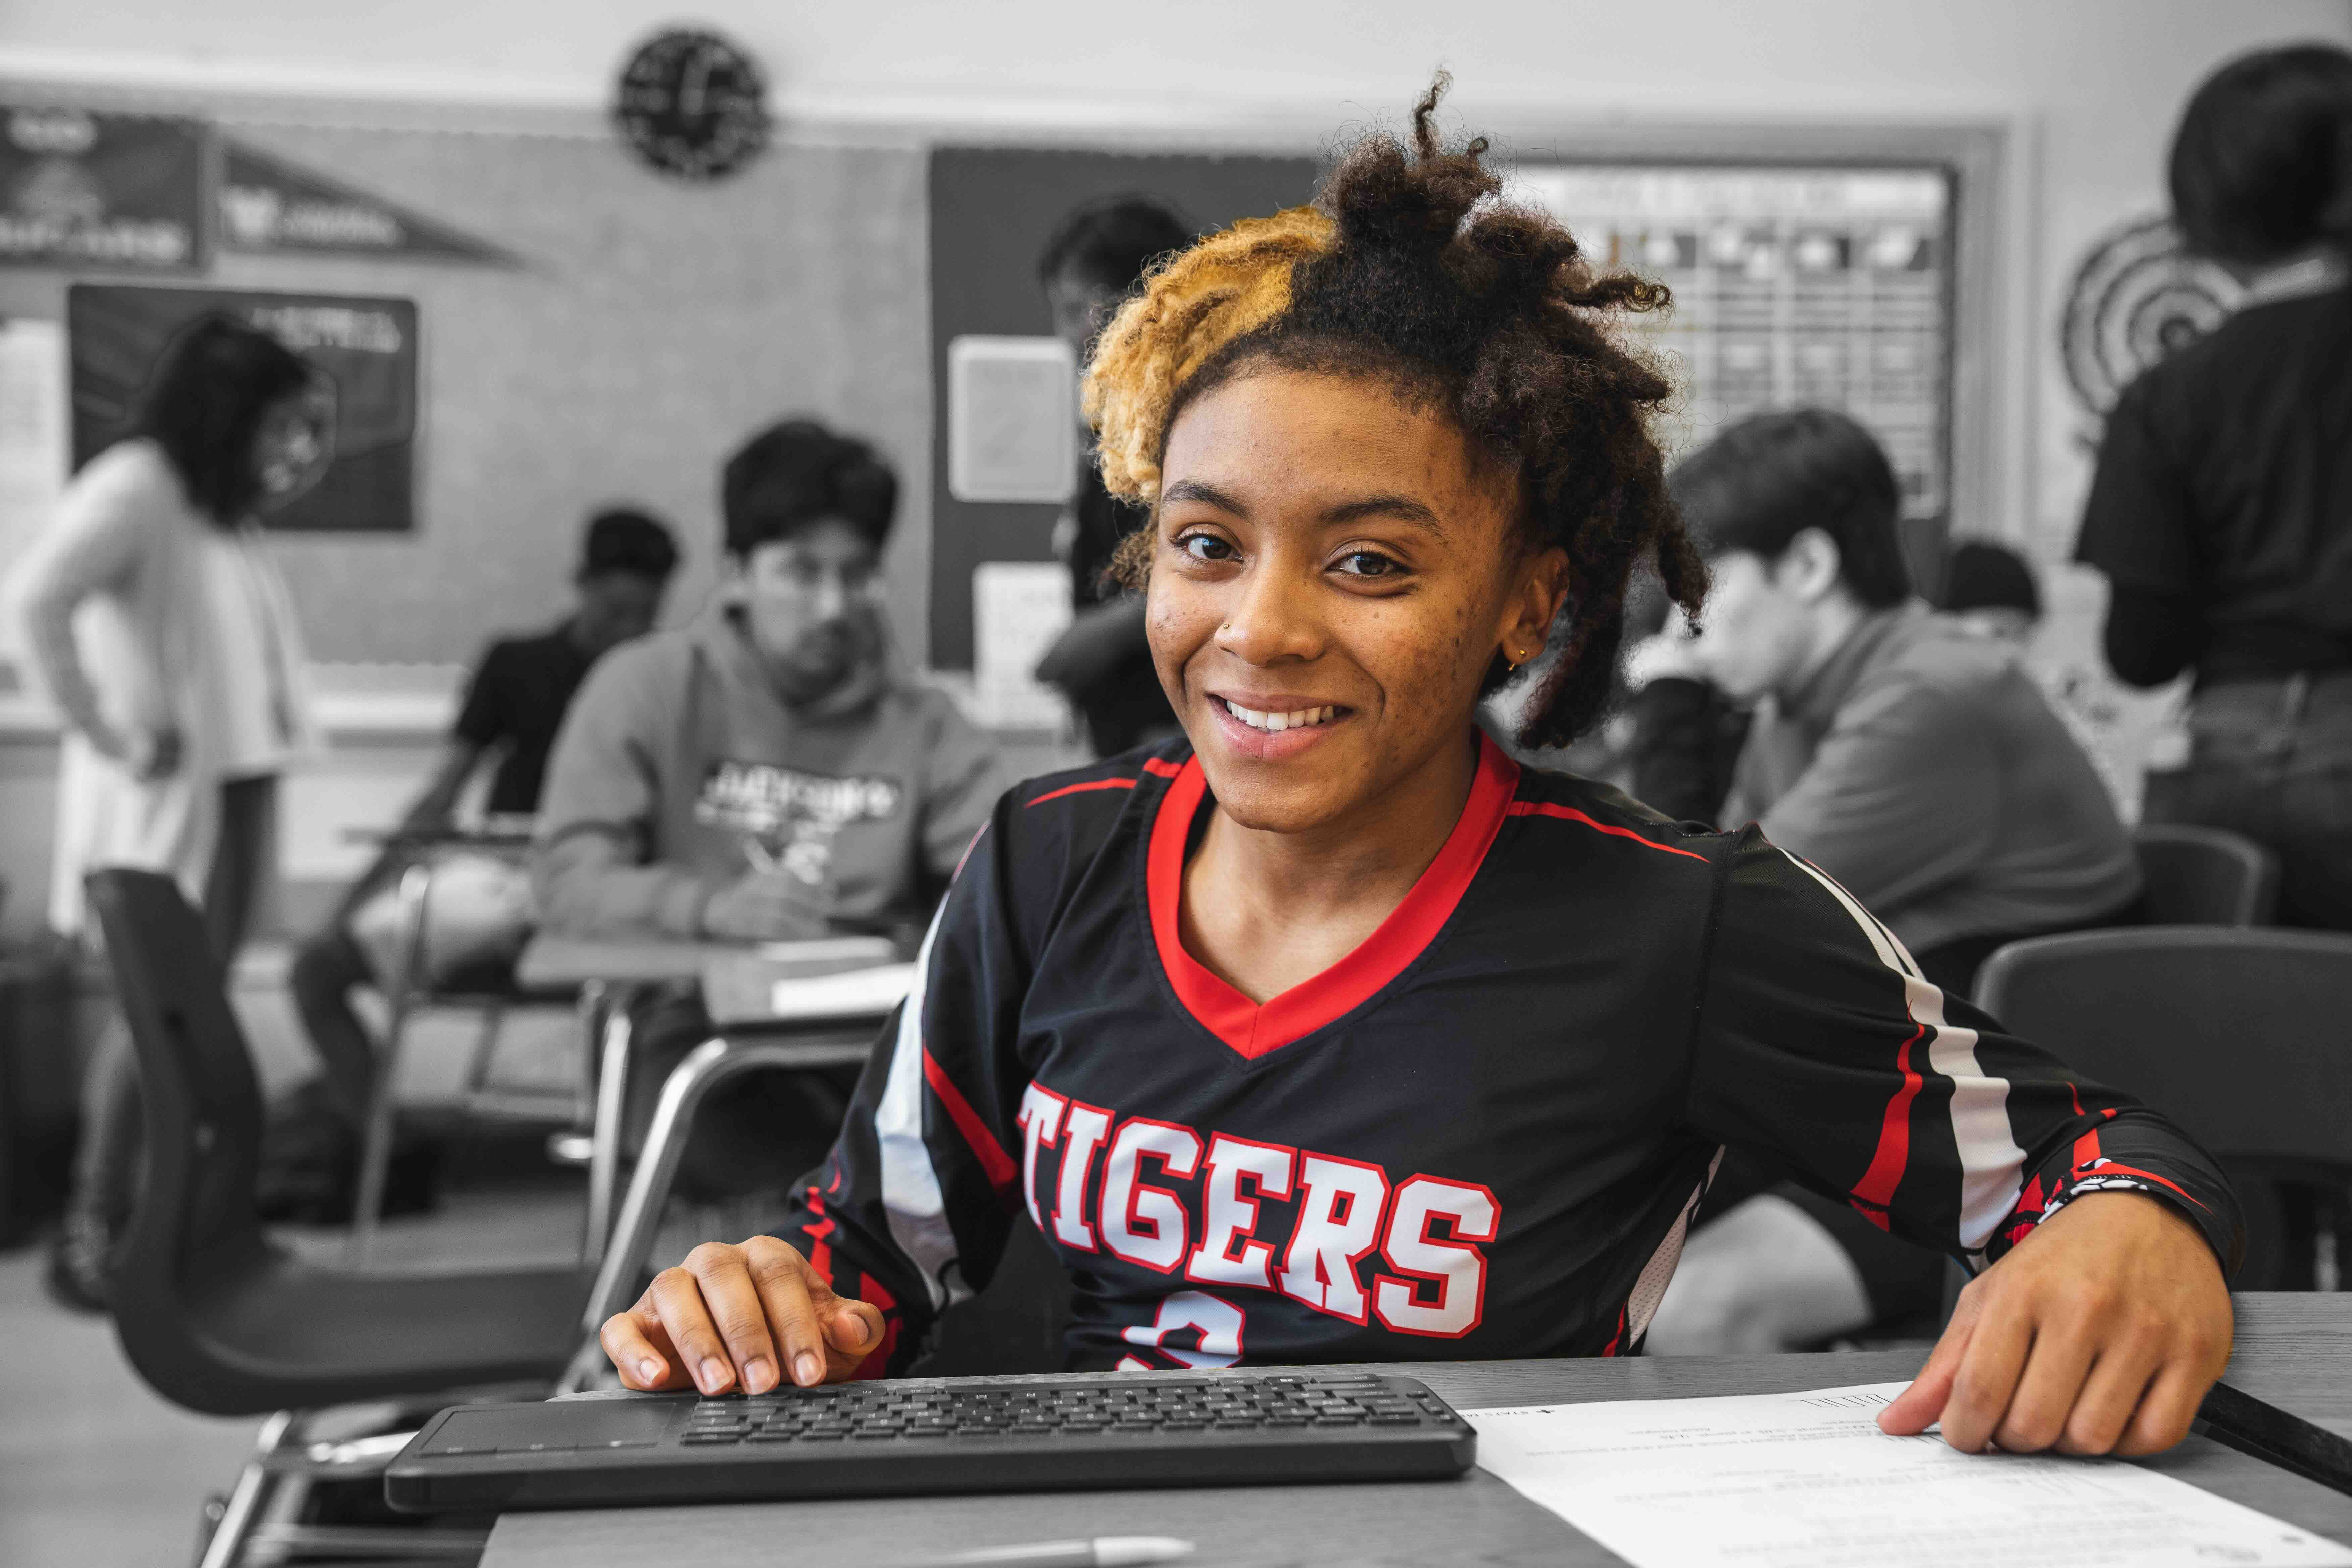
[[1975, 925, 2352, 1288], [86, 869, 597, 1568], [2133, 824, 2280, 927]]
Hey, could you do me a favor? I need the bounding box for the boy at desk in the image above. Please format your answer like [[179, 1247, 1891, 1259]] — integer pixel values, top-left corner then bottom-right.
[[533, 418, 1007, 1189]]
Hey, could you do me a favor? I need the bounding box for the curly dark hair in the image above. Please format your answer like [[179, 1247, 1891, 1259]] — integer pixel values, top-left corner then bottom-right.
[[1084, 75, 1705, 749]]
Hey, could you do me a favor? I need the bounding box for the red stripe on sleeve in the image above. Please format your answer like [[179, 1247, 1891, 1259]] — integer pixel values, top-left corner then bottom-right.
[[1141, 757, 1184, 777], [850, 1274, 901, 1381], [921, 1049, 1020, 1192], [802, 1186, 835, 1279], [2067, 1084, 2104, 1170], [1026, 778, 1138, 807], [1848, 1025, 1926, 1213], [1504, 801, 1711, 862]]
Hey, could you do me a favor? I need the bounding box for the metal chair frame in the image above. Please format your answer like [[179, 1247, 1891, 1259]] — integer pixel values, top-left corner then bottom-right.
[[347, 859, 584, 1267]]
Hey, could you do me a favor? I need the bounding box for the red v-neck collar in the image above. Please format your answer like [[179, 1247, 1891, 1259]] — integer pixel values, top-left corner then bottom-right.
[[1146, 732, 1521, 1061]]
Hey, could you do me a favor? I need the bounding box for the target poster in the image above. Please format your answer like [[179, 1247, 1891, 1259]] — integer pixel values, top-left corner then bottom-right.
[[67, 284, 419, 533], [1508, 164, 1955, 524], [2059, 214, 2243, 432]]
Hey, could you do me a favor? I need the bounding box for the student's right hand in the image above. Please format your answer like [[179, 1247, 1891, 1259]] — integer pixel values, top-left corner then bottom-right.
[[601, 1237, 888, 1394], [701, 869, 830, 941]]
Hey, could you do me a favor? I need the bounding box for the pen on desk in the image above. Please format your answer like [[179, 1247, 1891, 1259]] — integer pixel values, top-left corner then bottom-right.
[[895, 1537, 1194, 1568], [2193, 1380, 2352, 1499]]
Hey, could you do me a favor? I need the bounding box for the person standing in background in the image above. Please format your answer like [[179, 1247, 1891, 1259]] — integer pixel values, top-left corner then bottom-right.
[[285, 508, 680, 1142], [2076, 43, 2352, 930], [1031, 195, 1194, 757], [5, 313, 332, 1311]]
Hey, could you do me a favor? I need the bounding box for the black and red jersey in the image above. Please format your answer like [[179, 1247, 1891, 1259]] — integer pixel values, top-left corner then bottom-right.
[[775, 733, 2238, 1374]]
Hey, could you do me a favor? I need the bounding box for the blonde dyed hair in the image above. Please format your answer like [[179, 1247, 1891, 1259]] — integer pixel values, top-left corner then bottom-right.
[[1082, 203, 1338, 507], [1071, 75, 1706, 751]]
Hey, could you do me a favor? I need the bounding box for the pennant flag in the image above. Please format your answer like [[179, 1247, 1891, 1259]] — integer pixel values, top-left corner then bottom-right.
[[219, 141, 521, 267]]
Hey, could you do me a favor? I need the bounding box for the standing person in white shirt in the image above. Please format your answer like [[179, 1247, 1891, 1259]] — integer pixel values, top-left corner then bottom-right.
[[6, 313, 332, 1311]]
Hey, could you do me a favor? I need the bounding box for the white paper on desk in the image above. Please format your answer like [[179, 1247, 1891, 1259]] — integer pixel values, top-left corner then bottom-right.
[[1468, 1382, 2352, 1568], [769, 963, 916, 1020]]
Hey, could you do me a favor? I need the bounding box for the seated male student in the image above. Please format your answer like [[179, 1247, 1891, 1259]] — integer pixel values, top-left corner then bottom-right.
[[286, 507, 680, 1135], [532, 418, 1008, 1189], [1639, 409, 2144, 1356]]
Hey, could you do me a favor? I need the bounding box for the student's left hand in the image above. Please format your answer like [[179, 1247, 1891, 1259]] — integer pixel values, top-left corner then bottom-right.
[[1877, 1190, 2232, 1455]]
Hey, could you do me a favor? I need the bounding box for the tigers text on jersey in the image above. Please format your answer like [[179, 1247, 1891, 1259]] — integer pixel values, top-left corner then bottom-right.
[[776, 734, 2238, 1374]]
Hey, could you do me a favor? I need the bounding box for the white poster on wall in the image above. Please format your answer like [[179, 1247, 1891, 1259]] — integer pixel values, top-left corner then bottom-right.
[[971, 560, 1073, 731], [0, 316, 69, 659], [948, 335, 1077, 504]]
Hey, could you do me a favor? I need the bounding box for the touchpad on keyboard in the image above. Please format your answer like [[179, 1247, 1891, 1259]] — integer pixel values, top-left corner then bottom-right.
[[422, 1401, 674, 1455]]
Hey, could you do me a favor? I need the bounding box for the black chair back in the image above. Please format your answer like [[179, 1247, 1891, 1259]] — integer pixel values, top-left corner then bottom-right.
[[84, 871, 276, 1385], [2134, 824, 2280, 926], [1977, 926, 2352, 1284]]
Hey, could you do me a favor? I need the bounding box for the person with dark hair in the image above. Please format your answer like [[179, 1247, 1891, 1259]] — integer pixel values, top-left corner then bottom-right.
[[1941, 538, 2044, 646], [1640, 409, 2142, 1362], [591, 86, 2236, 1466], [2077, 42, 2352, 929], [5, 312, 333, 1310], [1031, 195, 1195, 756], [532, 418, 1005, 1191], [279, 506, 682, 1162], [1668, 408, 2139, 992]]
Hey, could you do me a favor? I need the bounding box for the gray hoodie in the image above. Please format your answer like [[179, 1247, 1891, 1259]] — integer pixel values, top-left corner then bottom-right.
[[532, 609, 1008, 939]]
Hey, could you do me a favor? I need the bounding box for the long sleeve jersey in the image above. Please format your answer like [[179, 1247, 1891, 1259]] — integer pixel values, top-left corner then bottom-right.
[[772, 733, 2239, 1374]]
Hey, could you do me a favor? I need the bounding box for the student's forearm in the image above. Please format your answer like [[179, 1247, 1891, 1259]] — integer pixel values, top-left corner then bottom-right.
[[532, 831, 716, 938], [402, 742, 487, 827]]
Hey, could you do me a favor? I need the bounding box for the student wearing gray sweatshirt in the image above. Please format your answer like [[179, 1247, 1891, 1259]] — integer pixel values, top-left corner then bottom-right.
[[534, 419, 1009, 1189]]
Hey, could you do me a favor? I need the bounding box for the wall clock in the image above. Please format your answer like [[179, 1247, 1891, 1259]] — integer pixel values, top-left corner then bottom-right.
[[614, 29, 770, 182]]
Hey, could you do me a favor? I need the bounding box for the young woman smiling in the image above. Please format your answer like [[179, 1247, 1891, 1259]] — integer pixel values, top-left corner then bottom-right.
[[602, 83, 2238, 1459]]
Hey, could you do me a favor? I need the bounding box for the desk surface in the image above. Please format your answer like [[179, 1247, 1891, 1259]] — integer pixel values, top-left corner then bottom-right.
[[483, 1293, 2352, 1568], [515, 934, 897, 991]]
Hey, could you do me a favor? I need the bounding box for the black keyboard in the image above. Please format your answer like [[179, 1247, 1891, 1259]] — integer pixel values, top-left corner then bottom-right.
[[384, 1371, 1475, 1512]]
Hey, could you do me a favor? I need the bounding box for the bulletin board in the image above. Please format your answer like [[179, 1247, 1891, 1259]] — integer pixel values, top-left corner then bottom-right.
[[1510, 164, 1956, 525], [925, 145, 1324, 671], [0, 89, 934, 666]]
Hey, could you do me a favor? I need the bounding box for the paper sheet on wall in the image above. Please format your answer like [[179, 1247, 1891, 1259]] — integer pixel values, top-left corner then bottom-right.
[[971, 560, 1073, 731], [1467, 1383, 2352, 1568], [0, 316, 69, 658]]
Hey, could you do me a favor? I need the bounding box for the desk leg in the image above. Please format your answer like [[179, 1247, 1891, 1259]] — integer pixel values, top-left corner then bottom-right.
[[582, 994, 636, 1267], [197, 1410, 294, 1568], [347, 862, 434, 1269]]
